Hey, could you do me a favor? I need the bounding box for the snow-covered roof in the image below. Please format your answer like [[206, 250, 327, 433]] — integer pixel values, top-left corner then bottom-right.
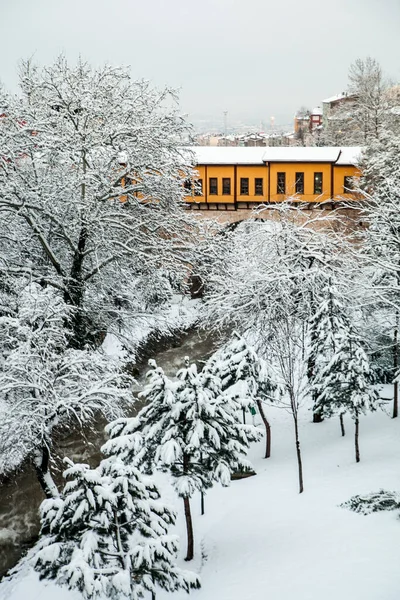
[[191, 147, 266, 165], [262, 147, 341, 163], [190, 146, 362, 165], [322, 92, 355, 104], [336, 147, 362, 165], [311, 107, 323, 115]]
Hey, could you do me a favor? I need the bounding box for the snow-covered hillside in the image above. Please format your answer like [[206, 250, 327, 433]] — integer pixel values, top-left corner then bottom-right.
[[3, 398, 400, 600]]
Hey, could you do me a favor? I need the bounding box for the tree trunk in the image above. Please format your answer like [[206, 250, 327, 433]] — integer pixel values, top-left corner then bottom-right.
[[200, 491, 205, 516], [65, 225, 88, 349], [183, 496, 194, 561], [242, 407, 246, 424], [293, 414, 304, 494], [256, 399, 271, 458], [393, 314, 398, 418], [307, 308, 323, 424], [339, 413, 345, 437], [33, 446, 59, 499], [183, 452, 194, 560], [312, 411, 323, 423], [355, 416, 360, 463]]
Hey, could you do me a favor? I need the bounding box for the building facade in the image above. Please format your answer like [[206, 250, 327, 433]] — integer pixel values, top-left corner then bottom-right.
[[185, 146, 361, 210]]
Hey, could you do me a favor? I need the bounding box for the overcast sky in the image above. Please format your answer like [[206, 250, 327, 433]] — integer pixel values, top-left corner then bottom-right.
[[1, 0, 399, 129]]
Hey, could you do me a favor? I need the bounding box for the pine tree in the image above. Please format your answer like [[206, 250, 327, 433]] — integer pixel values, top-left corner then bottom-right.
[[203, 332, 277, 458], [308, 281, 352, 435], [313, 333, 379, 462], [104, 358, 260, 561], [28, 456, 199, 599]]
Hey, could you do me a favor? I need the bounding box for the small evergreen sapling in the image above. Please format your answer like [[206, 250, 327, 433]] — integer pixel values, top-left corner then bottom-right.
[[27, 456, 199, 599], [341, 489, 400, 515], [203, 333, 277, 458], [313, 332, 379, 462], [104, 357, 260, 561], [307, 281, 353, 435]]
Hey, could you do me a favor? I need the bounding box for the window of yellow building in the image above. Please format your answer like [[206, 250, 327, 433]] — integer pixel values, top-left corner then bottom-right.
[[314, 172, 323, 194], [343, 176, 354, 193], [277, 172, 286, 194], [209, 178, 218, 195], [295, 172, 304, 194], [255, 178, 263, 196], [195, 179, 203, 196], [240, 178, 249, 195], [222, 178, 231, 195]]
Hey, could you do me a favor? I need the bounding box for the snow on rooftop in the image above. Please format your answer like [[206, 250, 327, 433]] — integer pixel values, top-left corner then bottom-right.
[[191, 146, 266, 165], [322, 92, 355, 104], [336, 146, 362, 165], [262, 147, 341, 163], [190, 146, 362, 165]]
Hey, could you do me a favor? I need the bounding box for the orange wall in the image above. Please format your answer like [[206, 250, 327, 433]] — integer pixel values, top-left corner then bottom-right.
[[334, 166, 361, 198], [269, 162, 332, 203], [206, 165, 236, 204], [236, 165, 269, 202]]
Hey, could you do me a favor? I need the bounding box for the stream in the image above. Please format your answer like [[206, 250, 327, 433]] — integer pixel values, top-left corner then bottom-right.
[[0, 327, 220, 579]]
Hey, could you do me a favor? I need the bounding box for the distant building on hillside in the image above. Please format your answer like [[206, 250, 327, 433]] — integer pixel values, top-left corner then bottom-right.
[[322, 92, 357, 128]]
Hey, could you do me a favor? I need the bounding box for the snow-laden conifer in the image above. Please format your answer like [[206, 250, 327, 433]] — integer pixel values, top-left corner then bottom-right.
[[307, 280, 352, 433], [22, 456, 199, 599], [104, 357, 261, 560], [313, 331, 379, 462], [203, 332, 277, 458]]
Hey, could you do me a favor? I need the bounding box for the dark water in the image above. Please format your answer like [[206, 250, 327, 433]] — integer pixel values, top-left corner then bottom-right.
[[0, 328, 220, 579]]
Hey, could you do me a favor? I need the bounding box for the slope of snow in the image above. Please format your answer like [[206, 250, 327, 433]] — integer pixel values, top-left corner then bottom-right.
[[167, 407, 400, 600], [2, 399, 400, 600]]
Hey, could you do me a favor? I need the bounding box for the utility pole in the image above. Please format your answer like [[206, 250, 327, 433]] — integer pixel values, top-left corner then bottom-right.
[[223, 110, 228, 145]]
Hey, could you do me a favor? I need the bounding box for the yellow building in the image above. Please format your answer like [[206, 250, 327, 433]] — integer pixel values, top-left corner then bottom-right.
[[185, 146, 361, 210]]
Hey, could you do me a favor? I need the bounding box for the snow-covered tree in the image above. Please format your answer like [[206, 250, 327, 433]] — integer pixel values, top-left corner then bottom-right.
[[0, 283, 133, 497], [346, 57, 395, 143], [17, 456, 200, 599], [313, 332, 379, 462], [0, 56, 200, 349], [200, 206, 356, 492], [320, 57, 398, 146], [203, 332, 277, 458], [103, 358, 260, 561], [356, 127, 400, 417], [307, 279, 353, 434]]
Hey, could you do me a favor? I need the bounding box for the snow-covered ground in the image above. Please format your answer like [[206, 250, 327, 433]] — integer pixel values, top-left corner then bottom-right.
[[2, 397, 400, 600]]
